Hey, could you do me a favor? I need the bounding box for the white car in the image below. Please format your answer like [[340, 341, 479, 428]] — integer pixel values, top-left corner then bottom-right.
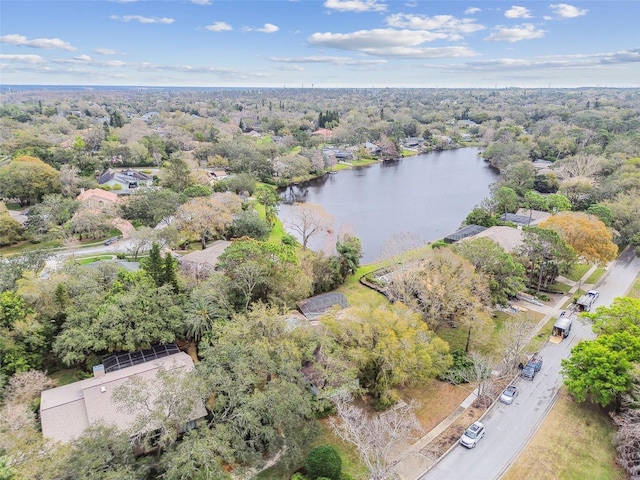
[[499, 385, 519, 405], [460, 421, 485, 449]]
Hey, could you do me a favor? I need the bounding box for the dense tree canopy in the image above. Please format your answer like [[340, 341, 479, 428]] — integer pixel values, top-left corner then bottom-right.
[[53, 270, 184, 365], [322, 304, 451, 400], [539, 212, 618, 264], [0, 156, 61, 206], [455, 237, 526, 305]]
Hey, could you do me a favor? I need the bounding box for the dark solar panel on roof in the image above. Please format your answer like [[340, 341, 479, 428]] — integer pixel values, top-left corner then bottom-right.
[[444, 225, 487, 243], [299, 292, 348, 320], [102, 343, 180, 373]]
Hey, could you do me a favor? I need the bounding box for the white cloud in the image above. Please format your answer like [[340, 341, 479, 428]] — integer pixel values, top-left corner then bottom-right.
[[385, 14, 484, 35], [465, 7, 481, 14], [0, 34, 76, 51], [95, 48, 118, 55], [505, 6, 532, 19], [276, 65, 305, 71], [308, 29, 478, 58], [73, 54, 92, 62], [110, 15, 175, 24], [244, 23, 279, 33], [549, 4, 587, 18], [205, 22, 232, 32], [191, 0, 211, 4], [310, 28, 450, 50], [0, 54, 44, 63], [323, 0, 387, 13], [485, 24, 545, 42], [269, 55, 386, 65]]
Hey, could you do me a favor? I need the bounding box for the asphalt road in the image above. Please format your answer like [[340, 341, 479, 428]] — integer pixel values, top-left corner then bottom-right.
[[421, 247, 640, 480]]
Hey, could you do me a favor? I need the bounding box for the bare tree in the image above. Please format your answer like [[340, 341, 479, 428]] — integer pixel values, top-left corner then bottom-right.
[[58, 164, 80, 198], [441, 352, 496, 407], [610, 385, 640, 479], [285, 202, 334, 250], [3, 370, 55, 405], [329, 394, 423, 480], [126, 226, 156, 260], [499, 314, 539, 373], [554, 154, 603, 179]]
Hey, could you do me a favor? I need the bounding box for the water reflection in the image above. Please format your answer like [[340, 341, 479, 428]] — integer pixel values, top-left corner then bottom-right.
[[278, 148, 498, 264]]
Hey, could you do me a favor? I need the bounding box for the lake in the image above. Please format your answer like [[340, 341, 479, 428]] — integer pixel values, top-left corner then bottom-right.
[[277, 148, 499, 264]]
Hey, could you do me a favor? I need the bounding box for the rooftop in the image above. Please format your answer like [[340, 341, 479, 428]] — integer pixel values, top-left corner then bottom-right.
[[40, 350, 206, 443]]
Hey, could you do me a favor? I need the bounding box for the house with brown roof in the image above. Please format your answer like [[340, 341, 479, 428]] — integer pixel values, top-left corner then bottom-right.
[[76, 188, 119, 204], [178, 240, 231, 278], [464, 226, 525, 253], [40, 350, 206, 444]]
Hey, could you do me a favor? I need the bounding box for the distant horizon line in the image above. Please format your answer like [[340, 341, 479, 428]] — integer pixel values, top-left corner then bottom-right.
[[1, 84, 638, 91]]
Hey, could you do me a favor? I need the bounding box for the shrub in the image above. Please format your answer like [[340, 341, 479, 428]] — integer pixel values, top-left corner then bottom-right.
[[438, 349, 474, 384], [282, 233, 299, 246], [373, 390, 400, 411], [339, 474, 355, 480], [291, 473, 307, 480], [305, 445, 342, 480]]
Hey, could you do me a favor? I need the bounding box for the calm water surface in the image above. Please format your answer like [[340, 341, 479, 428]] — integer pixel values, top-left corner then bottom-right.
[[278, 148, 499, 264]]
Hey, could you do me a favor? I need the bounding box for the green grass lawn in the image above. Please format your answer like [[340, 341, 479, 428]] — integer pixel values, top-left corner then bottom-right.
[[76, 255, 116, 265], [438, 310, 545, 357], [350, 158, 379, 167], [0, 239, 63, 256], [525, 316, 556, 353], [49, 368, 89, 386], [586, 267, 606, 285], [548, 281, 573, 294], [565, 263, 591, 282], [255, 422, 367, 480]]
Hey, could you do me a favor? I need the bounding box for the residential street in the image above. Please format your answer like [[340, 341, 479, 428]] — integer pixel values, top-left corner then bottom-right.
[[421, 248, 640, 480]]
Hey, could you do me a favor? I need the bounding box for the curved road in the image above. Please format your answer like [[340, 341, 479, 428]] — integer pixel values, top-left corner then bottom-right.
[[421, 247, 640, 480]]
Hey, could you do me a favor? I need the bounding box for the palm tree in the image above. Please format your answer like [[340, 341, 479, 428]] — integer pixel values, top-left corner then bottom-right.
[[183, 295, 225, 342]]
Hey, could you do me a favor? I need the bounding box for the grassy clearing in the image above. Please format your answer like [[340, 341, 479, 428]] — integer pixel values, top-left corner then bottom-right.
[[255, 421, 367, 480], [438, 310, 545, 357], [350, 158, 379, 167], [586, 267, 606, 285], [548, 281, 572, 294], [502, 389, 625, 480], [403, 380, 473, 432], [565, 263, 591, 282], [0, 239, 63, 255], [76, 255, 115, 265], [525, 316, 556, 353], [402, 149, 418, 157], [49, 368, 88, 386]]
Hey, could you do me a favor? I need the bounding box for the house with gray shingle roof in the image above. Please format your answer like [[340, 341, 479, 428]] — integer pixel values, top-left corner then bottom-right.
[[40, 351, 206, 444], [98, 168, 153, 194]]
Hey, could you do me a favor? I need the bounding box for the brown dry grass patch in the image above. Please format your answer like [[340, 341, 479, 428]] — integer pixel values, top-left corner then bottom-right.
[[402, 379, 474, 432], [421, 404, 486, 458], [502, 389, 626, 480]]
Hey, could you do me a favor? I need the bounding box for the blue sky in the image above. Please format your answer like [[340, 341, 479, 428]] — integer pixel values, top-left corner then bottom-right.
[[1, 0, 639, 88]]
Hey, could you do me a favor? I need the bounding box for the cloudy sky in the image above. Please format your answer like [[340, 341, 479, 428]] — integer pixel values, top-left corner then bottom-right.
[[1, 0, 639, 88]]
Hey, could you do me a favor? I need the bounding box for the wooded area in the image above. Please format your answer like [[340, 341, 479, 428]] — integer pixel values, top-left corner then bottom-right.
[[0, 86, 639, 479]]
